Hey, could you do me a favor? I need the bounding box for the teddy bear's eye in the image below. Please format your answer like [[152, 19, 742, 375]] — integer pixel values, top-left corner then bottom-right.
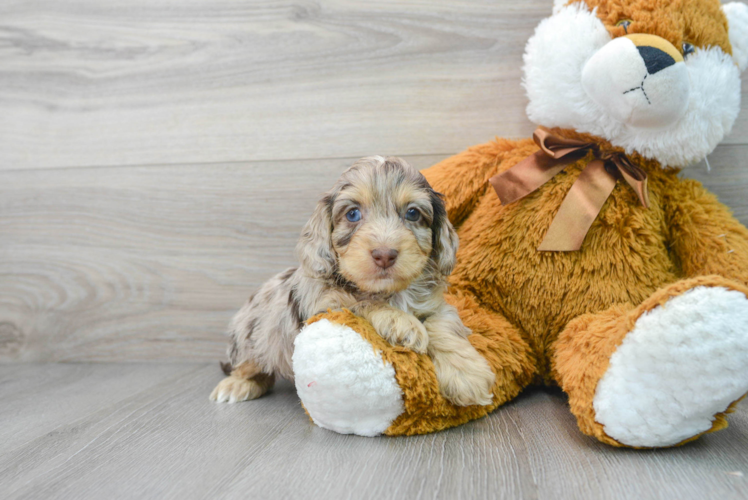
[[616, 19, 632, 33], [682, 42, 695, 59]]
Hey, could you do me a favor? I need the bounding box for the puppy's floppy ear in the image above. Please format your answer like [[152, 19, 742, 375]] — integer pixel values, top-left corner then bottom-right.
[[296, 194, 336, 278], [429, 190, 459, 276]]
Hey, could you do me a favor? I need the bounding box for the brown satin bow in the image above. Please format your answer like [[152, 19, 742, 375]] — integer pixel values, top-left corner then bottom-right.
[[489, 127, 650, 252]]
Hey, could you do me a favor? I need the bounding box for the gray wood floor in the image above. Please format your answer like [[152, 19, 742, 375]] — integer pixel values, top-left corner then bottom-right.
[[3, 1, 748, 499], [1, 363, 747, 500]]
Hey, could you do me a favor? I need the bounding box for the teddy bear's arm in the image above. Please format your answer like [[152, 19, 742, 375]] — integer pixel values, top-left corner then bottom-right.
[[421, 138, 531, 228], [665, 178, 748, 285]]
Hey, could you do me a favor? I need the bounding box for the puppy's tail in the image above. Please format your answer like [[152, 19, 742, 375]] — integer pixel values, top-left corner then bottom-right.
[[219, 361, 233, 376]]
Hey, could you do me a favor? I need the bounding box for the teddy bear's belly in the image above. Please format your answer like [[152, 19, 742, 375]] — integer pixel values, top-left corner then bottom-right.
[[451, 185, 680, 378]]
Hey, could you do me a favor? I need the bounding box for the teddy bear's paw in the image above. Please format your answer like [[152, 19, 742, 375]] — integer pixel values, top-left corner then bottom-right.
[[293, 319, 405, 436], [433, 350, 495, 407], [593, 286, 748, 447], [210, 376, 266, 404], [370, 310, 429, 354]]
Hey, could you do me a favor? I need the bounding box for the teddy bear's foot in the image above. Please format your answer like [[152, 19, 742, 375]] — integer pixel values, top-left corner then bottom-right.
[[294, 307, 535, 436], [593, 286, 748, 447], [293, 318, 405, 436]]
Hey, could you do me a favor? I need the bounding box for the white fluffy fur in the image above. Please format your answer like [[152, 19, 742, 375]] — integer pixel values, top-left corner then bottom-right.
[[524, 2, 742, 167], [593, 287, 748, 447], [293, 319, 404, 437], [581, 37, 690, 128], [724, 2, 748, 71]]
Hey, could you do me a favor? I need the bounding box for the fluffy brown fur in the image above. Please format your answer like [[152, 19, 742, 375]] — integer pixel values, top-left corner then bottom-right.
[[554, 275, 748, 446], [210, 156, 495, 407], [373, 0, 748, 442], [308, 126, 748, 440], [569, 0, 733, 55], [438, 125, 747, 442], [226, 0, 748, 444]]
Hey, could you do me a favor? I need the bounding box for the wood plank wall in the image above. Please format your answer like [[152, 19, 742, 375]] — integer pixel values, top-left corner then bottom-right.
[[2, 1, 747, 362]]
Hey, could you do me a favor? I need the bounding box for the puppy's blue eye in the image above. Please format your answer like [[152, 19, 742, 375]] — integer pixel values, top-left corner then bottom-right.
[[405, 208, 421, 221], [346, 208, 361, 222]]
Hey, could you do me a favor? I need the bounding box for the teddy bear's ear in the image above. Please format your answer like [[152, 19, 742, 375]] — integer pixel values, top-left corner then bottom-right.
[[723, 2, 748, 72]]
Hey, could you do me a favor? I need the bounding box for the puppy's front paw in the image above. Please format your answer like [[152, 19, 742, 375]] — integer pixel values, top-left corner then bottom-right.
[[372, 311, 429, 353], [210, 376, 266, 403], [434, 352, 495, 407]]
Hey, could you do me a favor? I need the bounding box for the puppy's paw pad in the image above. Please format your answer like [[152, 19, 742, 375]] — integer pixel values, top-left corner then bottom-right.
[[398, 329, 429, 354], [381, 315, 429, 353], [436, 359, 495, 407], [210, 376, 264, 403], [443, 374, 494, 407]]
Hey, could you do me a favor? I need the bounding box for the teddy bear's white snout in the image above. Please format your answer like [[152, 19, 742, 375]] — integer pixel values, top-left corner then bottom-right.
[[581, 35, 690, 130]]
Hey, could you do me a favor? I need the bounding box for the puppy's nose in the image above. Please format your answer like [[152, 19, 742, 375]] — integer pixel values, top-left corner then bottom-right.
[[371, 248, 398, 269]]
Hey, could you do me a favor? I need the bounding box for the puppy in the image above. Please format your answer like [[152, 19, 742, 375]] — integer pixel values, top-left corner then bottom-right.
[[210, 156, 495, 406]]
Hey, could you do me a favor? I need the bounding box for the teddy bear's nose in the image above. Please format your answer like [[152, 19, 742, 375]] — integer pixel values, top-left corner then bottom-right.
[[581, 32, 688, 129], [637, 46, 676, 75], [624, 33, 684, 74], [371, 248, 398, 269]]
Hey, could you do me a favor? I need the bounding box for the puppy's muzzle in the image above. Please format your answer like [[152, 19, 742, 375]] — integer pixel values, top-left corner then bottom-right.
[[581, 33, 689, 130], [371, 247, 398, 269]]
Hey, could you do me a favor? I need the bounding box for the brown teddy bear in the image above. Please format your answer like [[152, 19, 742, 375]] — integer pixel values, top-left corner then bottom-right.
[[292, 0, 748, 448]]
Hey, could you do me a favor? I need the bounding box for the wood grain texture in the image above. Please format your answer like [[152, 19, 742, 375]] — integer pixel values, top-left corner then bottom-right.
[[1, 149, 747, 363], [0, 363, 200, 451], [1, 1, 748, 362], [688, 144, 748, 223], [2, 0, 747, 170], [2, 2, 748, 497], [0, 155, 444, 362], [1, 363, 747, 500]]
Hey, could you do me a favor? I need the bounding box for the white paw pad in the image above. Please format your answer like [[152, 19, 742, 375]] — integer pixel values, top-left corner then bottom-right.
[[293, 319, 404, 437], [594, 286, 748, 447]]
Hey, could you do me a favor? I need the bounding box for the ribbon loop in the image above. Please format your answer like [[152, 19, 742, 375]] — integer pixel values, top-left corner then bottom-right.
[[609, 155, 650, 209], [488, 128, 650, 252], [534, 127, 594, 160]]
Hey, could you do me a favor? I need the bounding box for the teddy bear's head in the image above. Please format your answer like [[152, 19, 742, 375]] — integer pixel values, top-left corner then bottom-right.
[[523, 0, 748, 167]]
